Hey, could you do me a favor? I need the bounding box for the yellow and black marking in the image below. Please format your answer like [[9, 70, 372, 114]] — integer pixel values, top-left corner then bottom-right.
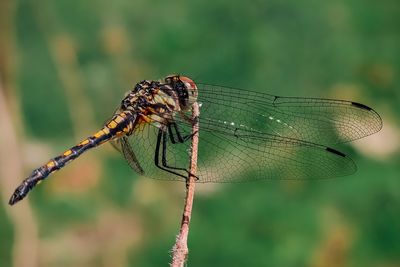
[[8, 112, 134, 205], [9, 75, 197, 205]]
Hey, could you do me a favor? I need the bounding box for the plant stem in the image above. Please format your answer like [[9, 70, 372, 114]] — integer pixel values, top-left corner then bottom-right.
[[170, 102, 200, 267]]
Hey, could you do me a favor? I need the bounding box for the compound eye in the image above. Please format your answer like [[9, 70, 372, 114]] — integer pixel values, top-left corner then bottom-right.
[[180, 76, 197, 90]]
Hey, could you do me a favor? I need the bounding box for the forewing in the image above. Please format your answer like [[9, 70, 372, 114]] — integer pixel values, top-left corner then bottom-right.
[[193, 84, 382, 145]]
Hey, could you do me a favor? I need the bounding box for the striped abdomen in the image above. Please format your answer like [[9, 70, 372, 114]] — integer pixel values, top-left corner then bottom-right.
[[8, 112, 135, 205]]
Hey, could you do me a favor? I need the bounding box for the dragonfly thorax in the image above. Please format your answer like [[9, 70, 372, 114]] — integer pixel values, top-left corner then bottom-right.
[[118, 75, 197, 130]]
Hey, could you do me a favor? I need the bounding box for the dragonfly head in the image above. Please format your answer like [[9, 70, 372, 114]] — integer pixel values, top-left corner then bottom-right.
[[164, 75, 198, 110]]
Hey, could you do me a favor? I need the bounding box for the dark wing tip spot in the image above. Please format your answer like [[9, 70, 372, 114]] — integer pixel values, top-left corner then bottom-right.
[[326, 147, 346, 157], [351, 102, 372, 111]]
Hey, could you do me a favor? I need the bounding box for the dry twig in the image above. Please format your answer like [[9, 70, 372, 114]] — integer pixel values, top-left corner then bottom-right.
[[170, 102, 200, 267]]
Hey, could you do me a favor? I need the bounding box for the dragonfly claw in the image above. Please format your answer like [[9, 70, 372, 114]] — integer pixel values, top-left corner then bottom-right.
[[187, 171, 199, 181]]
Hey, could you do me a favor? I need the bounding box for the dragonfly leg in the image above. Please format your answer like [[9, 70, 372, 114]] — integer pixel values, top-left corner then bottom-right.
[[167, 124, 179, 144], [154, 129, 187, 178], [162, 129, 199, 180], [162, 130, 188, 172], [168, 122, 196, 144]]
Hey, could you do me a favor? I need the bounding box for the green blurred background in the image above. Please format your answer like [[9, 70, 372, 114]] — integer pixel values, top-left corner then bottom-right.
[[0, 0, 399, 266]]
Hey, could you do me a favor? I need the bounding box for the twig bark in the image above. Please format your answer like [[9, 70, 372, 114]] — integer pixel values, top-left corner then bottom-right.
[[170, 102, 200, 267]]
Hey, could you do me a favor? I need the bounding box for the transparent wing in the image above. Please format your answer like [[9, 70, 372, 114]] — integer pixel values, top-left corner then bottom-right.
[[193, 129, 357, 182], [116, 123, 190, 181], [185, 84, 382, 145], [114, 84, 381, 182], [110, 137, 144, 175], [117, 121, 356, 182]]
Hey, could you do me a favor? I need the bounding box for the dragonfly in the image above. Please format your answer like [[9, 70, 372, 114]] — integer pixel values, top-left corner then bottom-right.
[[9, 75, 382, 205]]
